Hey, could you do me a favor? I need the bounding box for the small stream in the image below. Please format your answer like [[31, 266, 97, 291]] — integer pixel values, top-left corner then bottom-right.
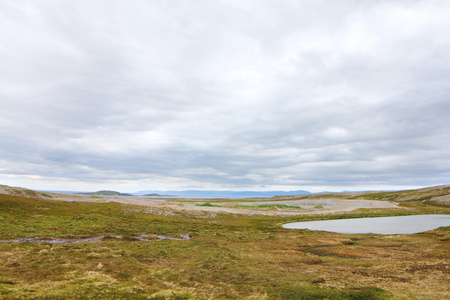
[[0, 234, 190, 244]]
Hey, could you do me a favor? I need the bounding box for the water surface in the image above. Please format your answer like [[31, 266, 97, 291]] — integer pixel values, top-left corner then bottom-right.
[[283, 214, 450, 234]]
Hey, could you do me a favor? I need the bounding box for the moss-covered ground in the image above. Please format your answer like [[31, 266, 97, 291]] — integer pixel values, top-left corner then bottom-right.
[[0, 192, 449, 299]]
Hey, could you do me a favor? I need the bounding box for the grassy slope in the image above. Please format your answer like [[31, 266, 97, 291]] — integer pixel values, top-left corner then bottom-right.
[[177, 185, 450, 208], [276, 185, 450, 203], [0, 190, 449, 299]]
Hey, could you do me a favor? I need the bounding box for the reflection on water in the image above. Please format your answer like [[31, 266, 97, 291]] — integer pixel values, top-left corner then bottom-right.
[[283, 214, 450, 234]]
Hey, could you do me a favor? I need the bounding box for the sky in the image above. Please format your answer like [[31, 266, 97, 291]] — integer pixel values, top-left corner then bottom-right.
[[1, 0, 450, 193]]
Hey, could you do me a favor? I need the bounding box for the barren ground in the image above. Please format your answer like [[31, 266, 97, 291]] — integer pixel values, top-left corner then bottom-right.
[[49, 194, 399, 216]]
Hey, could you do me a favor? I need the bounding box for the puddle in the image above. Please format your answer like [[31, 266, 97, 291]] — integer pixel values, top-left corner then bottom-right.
[[283, 214, 450, 234]]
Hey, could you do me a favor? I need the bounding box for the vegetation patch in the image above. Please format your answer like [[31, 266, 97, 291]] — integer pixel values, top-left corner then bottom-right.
[[80, 190, 133, 196], [236, 204, 302, 210], [195, 202, 221, 207], [39, 193, 53, 198]]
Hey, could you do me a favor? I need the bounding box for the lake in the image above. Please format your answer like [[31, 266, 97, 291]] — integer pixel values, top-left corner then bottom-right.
[[282, 214, 450, 234]]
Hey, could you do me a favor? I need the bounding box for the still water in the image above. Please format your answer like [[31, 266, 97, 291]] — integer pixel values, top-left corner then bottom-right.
[[283, 214, 450, 234]]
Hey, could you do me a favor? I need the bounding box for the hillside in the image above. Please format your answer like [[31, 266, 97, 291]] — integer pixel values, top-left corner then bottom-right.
[[273, 185, 450, 207], [0, 184, 55, 199], [79, 190, 133, 196]]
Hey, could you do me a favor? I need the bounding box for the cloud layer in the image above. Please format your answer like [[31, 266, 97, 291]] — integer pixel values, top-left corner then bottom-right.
[[1, 1, 450, 192]]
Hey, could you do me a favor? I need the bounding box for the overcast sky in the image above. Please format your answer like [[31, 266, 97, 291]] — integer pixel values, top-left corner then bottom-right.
[[1, 0, 449, 193]]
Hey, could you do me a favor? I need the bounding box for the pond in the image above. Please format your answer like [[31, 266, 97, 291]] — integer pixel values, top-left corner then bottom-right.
[[282, 214, 450, 234]]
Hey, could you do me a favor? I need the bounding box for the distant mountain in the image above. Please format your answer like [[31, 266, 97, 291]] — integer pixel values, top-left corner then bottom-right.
[[79, 190, 133, 196], [135, 190, 310, 198]]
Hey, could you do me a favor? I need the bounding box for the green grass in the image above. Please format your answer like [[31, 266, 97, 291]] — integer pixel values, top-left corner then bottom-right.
[[0, 193, 449, 299], [195, 202, 221, 207], [23, 189, 40, 198], [236, 204, 302, 209], [350, 185, 450, 203]]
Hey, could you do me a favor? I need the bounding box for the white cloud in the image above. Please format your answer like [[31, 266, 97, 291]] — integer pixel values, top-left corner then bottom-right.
[[0, 0, 449, 192]]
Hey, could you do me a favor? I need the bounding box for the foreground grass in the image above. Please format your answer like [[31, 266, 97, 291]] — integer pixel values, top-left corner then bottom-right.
[[0, 193, 449, 299]]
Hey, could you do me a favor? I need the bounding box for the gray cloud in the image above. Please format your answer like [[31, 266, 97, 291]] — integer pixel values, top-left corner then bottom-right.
[[1, 0, 449, 192]]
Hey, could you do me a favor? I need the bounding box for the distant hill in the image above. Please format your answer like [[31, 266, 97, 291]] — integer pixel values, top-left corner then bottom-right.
[[0, 185, 56, 199], [1, 184, 450, 205], [80, 190, 133, 197], [135, 190, 311, 198]]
